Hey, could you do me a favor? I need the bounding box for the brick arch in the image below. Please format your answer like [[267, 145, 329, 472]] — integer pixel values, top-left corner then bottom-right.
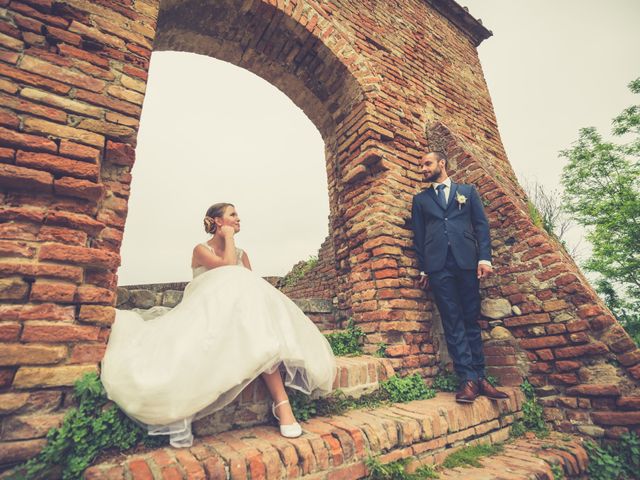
[[150, 0, 387, 317]]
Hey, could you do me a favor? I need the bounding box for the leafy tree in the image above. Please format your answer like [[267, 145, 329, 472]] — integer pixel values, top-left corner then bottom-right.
[[524, 179, 580, 258], [560, 77, 640, 341]]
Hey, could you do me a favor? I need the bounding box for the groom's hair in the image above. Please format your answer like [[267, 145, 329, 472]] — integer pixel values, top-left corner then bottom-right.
[[426, 150, 447, 165]]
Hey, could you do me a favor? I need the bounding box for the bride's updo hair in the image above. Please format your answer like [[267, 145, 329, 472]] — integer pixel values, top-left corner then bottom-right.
[[203, 203, 234, 234]]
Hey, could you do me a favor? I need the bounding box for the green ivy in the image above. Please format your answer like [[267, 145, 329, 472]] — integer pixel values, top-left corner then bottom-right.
[[281, 256, 318, 288], [432, 372, 459, 392], [366, 456, 439, 480], [550, 462, 566, 480], [381, 374, 436, 403], [375, 342, 389, 358], [510, 379, 548, 438], [9, 373, 167, 480], [584, 433, 640, 480], [324, 319, 365, 356]]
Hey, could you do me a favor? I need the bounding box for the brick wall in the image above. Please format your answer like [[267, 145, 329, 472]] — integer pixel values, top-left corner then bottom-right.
[[280, 235, 337, 301]]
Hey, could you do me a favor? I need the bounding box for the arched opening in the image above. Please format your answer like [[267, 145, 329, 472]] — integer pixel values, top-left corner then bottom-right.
[[117, 52, 328, 285]]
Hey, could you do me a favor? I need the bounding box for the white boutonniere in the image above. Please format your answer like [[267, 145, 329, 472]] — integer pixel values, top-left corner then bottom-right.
[[455, 192, 467, 210]]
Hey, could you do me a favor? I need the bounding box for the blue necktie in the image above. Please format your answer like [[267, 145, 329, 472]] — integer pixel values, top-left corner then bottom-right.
[[436, 184, 447, 209]]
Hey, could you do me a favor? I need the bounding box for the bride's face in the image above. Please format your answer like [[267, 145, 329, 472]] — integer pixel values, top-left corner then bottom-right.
[[216, 206, 241, 233]]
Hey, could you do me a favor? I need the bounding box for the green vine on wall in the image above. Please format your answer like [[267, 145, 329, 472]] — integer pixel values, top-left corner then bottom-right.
[[509, 379, 549, 438], [9, 373, 166, 480], [281, 256, 318, 288], [324, 319, 365, 356]]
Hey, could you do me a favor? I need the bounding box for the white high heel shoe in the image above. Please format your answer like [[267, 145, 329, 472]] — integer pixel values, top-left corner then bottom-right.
[[272, 399, 302, 438]]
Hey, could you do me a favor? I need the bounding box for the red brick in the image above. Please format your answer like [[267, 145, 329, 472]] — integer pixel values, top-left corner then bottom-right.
[[0, 163, 53, 193], [174, 450, 206, 479], [38, 226, 87, 246], [0, 240, 36, 258], [589, 315, 616, 331], [127, 458, 153, 480], [54, 177, 105, 201], [15, 303, 74, 321], [58, 139, 101, 163], [617, 349, 640, 367], [19, 55, 105, 92], [0, 63, 71, 95], [76, 285, 115, 304], [555, 360, 581, 372], [554, 342, 609, 359], [76, 89, 142, 117], [0, 92, 67, 122], [69, 343, 107, 364], [519, 335, 567, 350], [21, 323, 100, 342], [566, 320, 589, 332], [0, 109, 20, 128], [591, 411, 640, 426], [16, 151, 99, 181], [617, 397, 640, 410], [504, 313, 550, 327], [549, 373, 578, 385], [0, 323, 21, 341], [577, 304, 604, 318], [0, 277, 29, 300], [43, 212, 105, 236], [566, 384, 621, 397], [30, 281, 76, 302], [105, 140, 136, 166], [0, 344, 66, 366], [79, 305, 115, 326]]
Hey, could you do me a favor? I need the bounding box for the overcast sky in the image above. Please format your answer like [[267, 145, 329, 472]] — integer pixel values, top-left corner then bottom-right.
[[117, 1, 640, 285]]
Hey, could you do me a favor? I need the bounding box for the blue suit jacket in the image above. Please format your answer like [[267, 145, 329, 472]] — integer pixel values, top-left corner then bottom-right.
[[411, 182, 491, 273]]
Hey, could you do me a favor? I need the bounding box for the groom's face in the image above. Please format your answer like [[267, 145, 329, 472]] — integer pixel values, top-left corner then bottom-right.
[[421, 153, 444, 182]]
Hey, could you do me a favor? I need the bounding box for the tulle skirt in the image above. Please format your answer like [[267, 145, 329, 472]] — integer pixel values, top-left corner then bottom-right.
[[101, 265, 336, 447]]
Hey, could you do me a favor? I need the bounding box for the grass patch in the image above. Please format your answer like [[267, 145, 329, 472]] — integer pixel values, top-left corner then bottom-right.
[[441, 443, 504, 469], [366, 456, 439, 479]]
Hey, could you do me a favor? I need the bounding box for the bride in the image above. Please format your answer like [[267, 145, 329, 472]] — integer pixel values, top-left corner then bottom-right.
[[101, 203, 336, 447]]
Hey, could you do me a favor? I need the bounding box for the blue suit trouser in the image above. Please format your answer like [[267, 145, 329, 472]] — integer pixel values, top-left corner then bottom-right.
[[428, 248, 485, 382]]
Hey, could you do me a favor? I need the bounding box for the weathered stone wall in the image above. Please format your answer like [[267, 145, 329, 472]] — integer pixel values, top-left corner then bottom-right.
[[0, 0, 638, 469], [116, 280, 338, 331]]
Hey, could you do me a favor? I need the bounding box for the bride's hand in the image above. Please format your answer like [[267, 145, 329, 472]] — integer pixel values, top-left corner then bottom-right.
[[219, 225, 235, 238]]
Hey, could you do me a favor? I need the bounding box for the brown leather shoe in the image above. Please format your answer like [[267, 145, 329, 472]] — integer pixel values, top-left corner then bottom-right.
[[478, 378, 509, 400], [455, 380, 479, 403]]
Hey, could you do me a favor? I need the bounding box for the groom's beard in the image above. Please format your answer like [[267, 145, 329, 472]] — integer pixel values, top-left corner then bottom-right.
[[425, 167, 442, 183]]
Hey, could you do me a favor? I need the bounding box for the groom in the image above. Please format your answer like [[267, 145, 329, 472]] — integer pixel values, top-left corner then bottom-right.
[[411, 151, 508, 403]]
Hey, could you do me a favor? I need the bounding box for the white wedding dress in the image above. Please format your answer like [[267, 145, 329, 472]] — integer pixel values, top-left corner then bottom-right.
[[101, 246, 336, 447]]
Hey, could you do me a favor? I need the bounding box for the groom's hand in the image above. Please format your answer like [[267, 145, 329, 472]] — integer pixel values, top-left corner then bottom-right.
[[417, 274, 429, 290], [477, 263, 493, 279]]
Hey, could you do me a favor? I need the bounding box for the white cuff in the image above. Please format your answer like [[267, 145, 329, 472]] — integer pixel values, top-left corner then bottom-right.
[[419, 271, 427, 276], [478, 260, 492, 267]]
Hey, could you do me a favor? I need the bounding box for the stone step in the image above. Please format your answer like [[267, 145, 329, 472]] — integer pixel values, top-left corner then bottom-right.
[[193, 355, 394, 436], [84, 388, 536, 479]]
